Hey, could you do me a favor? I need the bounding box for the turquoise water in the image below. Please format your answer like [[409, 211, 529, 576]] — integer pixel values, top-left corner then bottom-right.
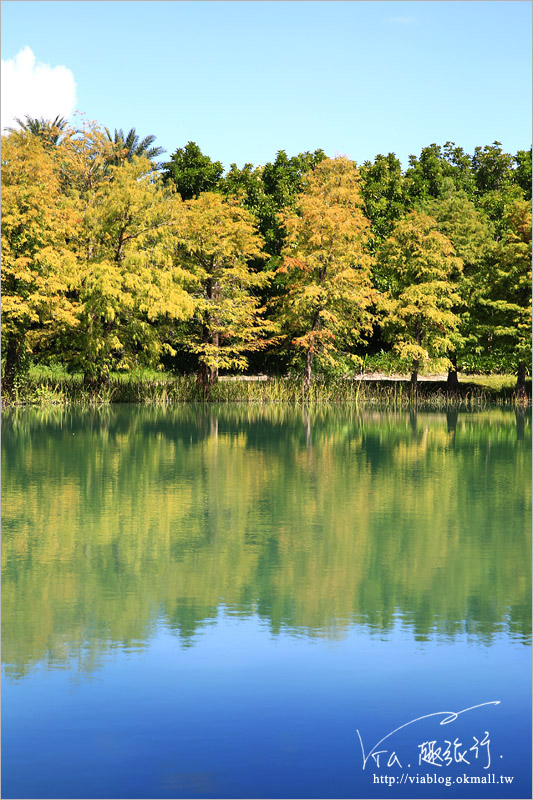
[[2, 405, 531, 798]]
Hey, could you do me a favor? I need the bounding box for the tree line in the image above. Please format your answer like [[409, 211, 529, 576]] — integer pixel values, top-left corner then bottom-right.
[[2, 115, 531, 394]]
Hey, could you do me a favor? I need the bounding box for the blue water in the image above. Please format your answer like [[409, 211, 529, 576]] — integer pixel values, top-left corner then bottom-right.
[[2, 406, 531, 798]]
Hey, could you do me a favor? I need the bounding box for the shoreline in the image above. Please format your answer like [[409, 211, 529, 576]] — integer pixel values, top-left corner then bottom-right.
[[2, 373, 531, 410]]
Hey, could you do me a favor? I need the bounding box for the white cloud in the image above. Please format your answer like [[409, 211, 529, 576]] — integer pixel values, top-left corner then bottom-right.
[[1, 46, 76, 132]]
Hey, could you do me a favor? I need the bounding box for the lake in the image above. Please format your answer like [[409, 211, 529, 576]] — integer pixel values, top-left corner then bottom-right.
[[2, 405, 531, 799]]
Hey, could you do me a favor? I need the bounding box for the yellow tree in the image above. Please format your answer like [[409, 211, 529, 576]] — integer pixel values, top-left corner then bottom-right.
[[175, 192, 271, 387], [1, 131, 79, 391], [70, 155, 194, 385], [273, 157, 375, 389], [377, 211, 463, 385]]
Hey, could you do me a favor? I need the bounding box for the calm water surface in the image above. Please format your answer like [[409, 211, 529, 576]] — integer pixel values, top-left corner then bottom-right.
[[2, 405, 531, 799]]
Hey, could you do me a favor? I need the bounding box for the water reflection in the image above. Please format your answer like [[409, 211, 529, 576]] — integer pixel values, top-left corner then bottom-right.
[[2, 405, 531, 679]]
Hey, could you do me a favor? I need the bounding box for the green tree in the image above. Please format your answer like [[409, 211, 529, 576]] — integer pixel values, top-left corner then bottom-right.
[[256, 149, 326, 259], [473, 141, 515, 194], [261, 150, 326, 214], [174, 192, 271, 387], [377, 211, 463, 385], [223, 149, 326, 260], [404, 141, 477, 203], [514, 147, 532, 201], [1, 131, 79, 391], [440, 141, 476, 198], [406, 143, 459, 202], [163, 141, 224, 200], [221, 161, 269, 272], [418, 180, 494, 388], [359, 152, 408, 253], [476, 200, 532, 394], [273, 157, 374, 390], [223, 162, 265, 213], [472, 141, 523, 233]]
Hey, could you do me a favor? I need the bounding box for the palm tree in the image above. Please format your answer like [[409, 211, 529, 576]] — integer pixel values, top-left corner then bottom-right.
[[6, 114, 69, 145], [104, 127, 165, 166]]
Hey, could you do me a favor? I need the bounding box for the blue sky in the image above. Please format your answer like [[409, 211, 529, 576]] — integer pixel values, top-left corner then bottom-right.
[[1, 1, 531, 170]]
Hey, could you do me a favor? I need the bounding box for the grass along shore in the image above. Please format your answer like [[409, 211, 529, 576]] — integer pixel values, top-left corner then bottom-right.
[[2, 366, 531, 409]]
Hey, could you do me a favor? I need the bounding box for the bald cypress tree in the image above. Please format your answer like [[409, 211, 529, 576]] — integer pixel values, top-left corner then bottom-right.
[[377, 211, 463, 386], [273, 157, 375, 390], [174, 192, 271, 387]]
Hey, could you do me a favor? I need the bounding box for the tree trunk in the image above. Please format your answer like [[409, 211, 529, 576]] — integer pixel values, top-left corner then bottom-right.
[[410, 359, 419, 388], [210, 331, 219, 384], [196, 356, 218, 389], [303, 310, 320, 393], [410, 320, 421, 390], [196, 278, 219, 389], [447, 352, 460, 392], [196, 363, 218, 390], [196, 361, 210, 390], [516, 360, 526, 397], [2, 336, 24, 394], [303, 348, 314, 392], [83, 368, 110, 391]]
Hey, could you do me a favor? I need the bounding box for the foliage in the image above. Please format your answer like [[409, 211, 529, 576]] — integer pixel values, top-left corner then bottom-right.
[[417, 180, 494, 373], [69, 155, 194, 384], [6, 114, 69, 146], [223, 161, 264, 210], [2, 119, 531, 395], [104, 126, 165, 166], [472, 141, 516, 194], [273, 157, 375, 388], [418, 180, 492, 270], [471, 141, 525, 233], [174, 192, 272, 385], [1, 131, 79, 389], [475, 200, 532, 386], [224, 149, 326, 260], [54, 116, 118, 197], [514, 147, 532, 201], [360, 350, 452, 376], [162, 141, 224, 200], [377, 211, 463, 382], [259, 149, 327, 255], [359, 152, 408, 250], [405, 141, 476, 202]]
